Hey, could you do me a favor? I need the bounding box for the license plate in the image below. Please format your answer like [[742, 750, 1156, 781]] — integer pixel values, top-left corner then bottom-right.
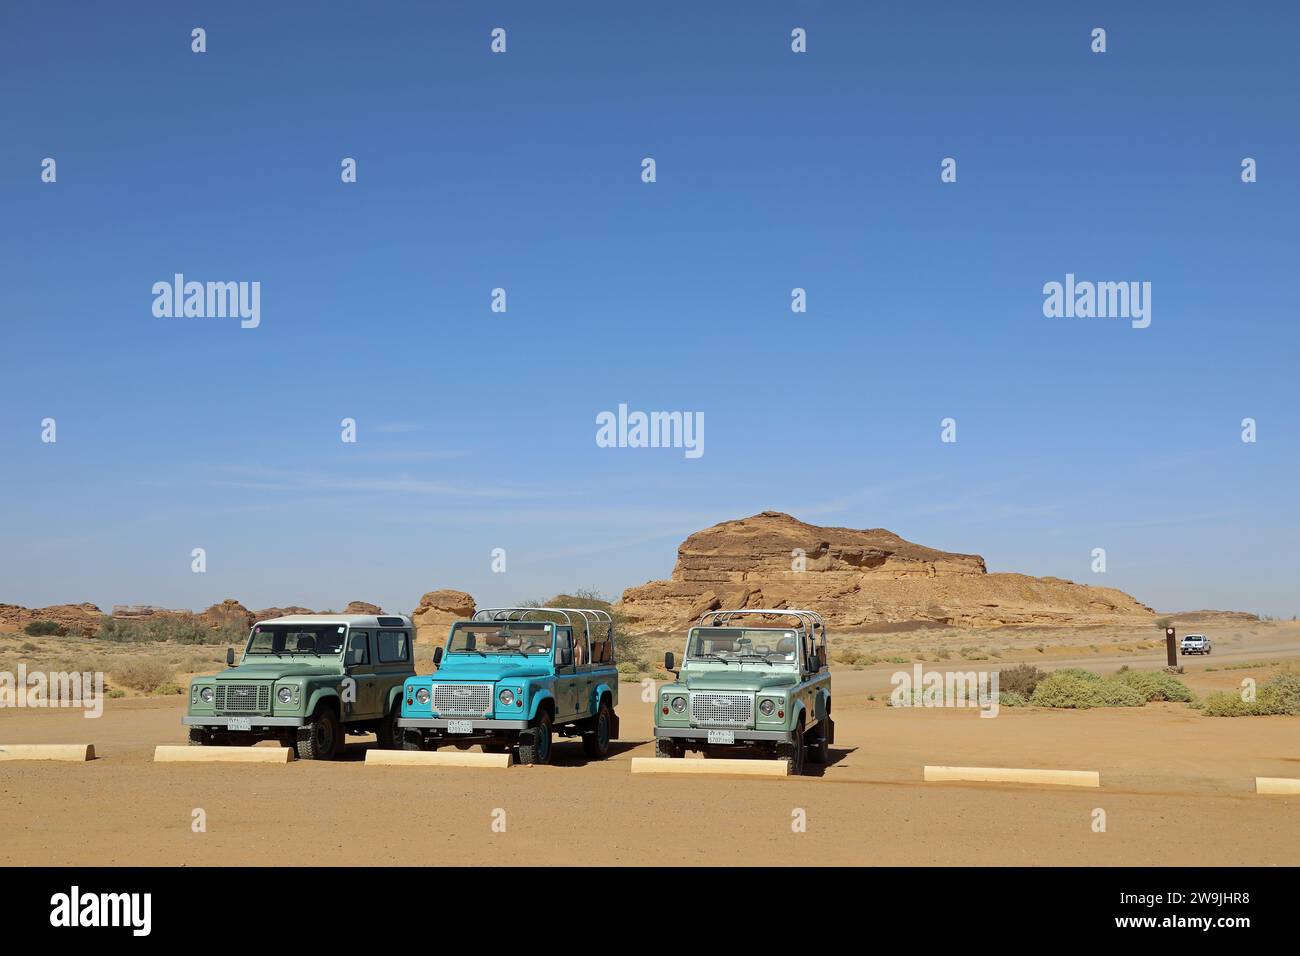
[[447, 720, 473, 734], [227, 717, 251, 731], [707, 729, 735, 745]]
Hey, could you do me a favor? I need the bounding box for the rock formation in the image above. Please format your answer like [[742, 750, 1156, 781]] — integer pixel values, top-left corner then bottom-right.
[[412, 589, 476, 629], [0, 602, 103, 637], [617, 511, 1155, 632]]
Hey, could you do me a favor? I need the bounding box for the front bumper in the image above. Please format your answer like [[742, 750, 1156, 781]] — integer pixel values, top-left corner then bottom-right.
[[182, 716, 308, 728], [655, 726, 794, 743], [398, 717, 531, 731]]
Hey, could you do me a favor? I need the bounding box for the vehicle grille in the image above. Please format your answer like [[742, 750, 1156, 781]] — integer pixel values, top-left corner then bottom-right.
[[432, 683, 493, 717], [216, 684, 270, 713], [690, 693, 753, 727]]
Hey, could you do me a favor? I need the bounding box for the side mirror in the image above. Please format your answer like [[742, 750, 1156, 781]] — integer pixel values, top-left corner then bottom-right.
[[226, 647, 236, 667], [433, 646, 443, 667], [664, 651, 675, 672]]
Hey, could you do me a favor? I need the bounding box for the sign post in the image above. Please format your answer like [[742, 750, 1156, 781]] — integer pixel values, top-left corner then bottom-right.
[[1165, 626, 1177, 669]]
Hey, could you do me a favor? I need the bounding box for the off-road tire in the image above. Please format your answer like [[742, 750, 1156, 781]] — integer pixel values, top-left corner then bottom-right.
[[296, 707, 341, 760], [654, 736, 683, 759], [517, 711, 553, 766], [582, 702, 613, 759], [779, 721, 806, 776], [376, 703, 402, 750], [187, 727, 211, 746], [400, 730, 425, 751], [807, 720, 830, 765]]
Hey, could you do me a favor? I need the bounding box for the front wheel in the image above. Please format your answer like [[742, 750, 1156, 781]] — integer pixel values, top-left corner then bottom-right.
[[807, 721, 830, 765], [517, 711, 553, 765], [297, 707, 341, 760], [654, 736, 683, 759], [376, 705, 402, 750], [779, 722, 806, 776], [582, 703, 613, 759]]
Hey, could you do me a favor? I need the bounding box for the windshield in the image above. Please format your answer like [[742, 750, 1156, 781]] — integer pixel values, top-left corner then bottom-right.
[[686, 628, 800, 664], [447, 623, 553, 656], [246, 623, 347, 656]]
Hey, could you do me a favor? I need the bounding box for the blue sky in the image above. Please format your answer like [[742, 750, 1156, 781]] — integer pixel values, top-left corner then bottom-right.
[[2, 2, 1296, 618]]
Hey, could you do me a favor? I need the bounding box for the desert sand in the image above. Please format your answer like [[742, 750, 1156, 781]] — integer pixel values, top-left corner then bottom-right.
[[2, 623, 1297, 867]]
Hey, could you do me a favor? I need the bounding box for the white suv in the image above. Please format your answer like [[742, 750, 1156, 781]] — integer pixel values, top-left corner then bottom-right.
[[1180, 633, 1212, 656]]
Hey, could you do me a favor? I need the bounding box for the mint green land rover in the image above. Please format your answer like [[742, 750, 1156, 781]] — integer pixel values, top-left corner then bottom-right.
[[184, 614, 415, 759], [653, 609, 833, 776]]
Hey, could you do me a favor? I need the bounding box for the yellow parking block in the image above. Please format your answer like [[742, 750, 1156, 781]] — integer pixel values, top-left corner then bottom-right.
[[924, 765, 1099, 788], [630, 756, 788, 777], [0, 743, 95, 762]]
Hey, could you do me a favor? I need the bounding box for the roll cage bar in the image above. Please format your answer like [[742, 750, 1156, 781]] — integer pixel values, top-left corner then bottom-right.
[[471, 606, 615, 645], [695, 608, 827, 643]]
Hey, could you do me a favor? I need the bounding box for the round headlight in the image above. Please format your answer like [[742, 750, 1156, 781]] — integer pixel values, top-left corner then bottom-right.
[[277, 687, 293, 704], [416, 688, 431, 705], [498, 689, 514, 706], [759, 698, 776, 716], [671, 696, 686, 713], [199, 687, 213, 703]]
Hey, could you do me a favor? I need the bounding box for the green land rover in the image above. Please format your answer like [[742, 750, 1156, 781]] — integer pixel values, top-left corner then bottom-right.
[[184, 613, 415, 760], [653, 608, 833, 776]]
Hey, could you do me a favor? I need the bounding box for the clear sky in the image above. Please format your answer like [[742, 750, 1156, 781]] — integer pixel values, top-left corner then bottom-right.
[[2, 2, 1296, 618]]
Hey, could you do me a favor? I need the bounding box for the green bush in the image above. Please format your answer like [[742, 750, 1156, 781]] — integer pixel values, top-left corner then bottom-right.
[[998, 663, 1048, 697], [110, 659, 176, 693], [23, 620, 65, 637], [1203, 668, 1300, 717], [1111, 669, 1195, 703], [998, 690, 1029, 707], [94, 615, 242, 646], [1030, 671, 1144, 709]]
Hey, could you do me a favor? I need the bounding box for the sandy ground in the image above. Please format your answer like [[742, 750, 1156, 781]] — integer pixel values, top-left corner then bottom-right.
[[2, 627, 1298, 866]]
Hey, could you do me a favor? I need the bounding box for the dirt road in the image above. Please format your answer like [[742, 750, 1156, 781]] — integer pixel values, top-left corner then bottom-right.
[[2, 670, 1297, 866]]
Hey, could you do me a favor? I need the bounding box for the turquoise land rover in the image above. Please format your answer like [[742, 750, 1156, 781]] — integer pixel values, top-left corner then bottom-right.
[[399, 607, 620, 765], [653, 608, 833, 776]]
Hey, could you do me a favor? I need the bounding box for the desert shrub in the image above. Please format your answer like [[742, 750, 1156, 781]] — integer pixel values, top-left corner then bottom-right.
[[111, 659, 175, 693], [19, 641, 37, 652], [1030, 671, 1144, 709], [1111, 669, 1195, 703], [616, 660, 646, 679], [106, 688, 126, 699], [959, 646, 990, 660], [1053, 667, 1103, 682], [998, 690, 1029, 707], [998, 663, 1048, 697], [837, 648, 876, 666], [1201, 668, 1300, 717], [24, 620, 64, 637], [95, 615, 241, 646], [1201, 692, 1257, 716], [152, 681, 185, 696]]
